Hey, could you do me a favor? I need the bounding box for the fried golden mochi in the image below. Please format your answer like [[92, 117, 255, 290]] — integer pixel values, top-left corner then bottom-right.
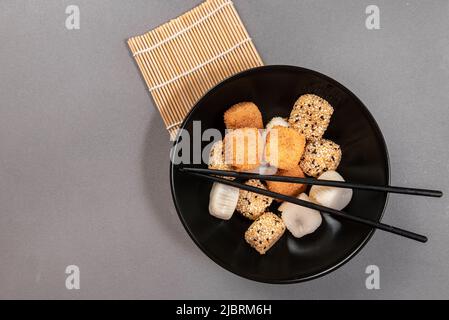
[[224, 102, 264, 129], [266, 165, 307, 201], [223, 128, 262, 171], [264, 126, 306, 170]]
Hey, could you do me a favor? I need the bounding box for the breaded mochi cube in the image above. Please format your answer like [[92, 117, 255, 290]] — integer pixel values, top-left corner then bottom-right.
[[236, 179, 273, 220], [264, 126, 306, 170], [300, 139, 342, 177], [245, 212, 286, 255], [224, 128, 262, 172], [224, 102, 264, 129], [208, 140, 232, 171], [208, 140, 234, 180], [266, 165, 307, 201], [289, 94, 334, 140]]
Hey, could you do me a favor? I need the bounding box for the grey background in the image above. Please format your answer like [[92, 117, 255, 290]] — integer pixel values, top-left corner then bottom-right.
[[0, 0, 448, 299]]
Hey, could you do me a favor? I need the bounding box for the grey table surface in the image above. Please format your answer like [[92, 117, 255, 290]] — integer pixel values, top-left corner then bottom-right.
[[0, 0, 448, 300]]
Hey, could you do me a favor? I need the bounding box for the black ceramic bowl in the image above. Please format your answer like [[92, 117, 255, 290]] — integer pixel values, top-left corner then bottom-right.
[[170, 65, 389, 283]]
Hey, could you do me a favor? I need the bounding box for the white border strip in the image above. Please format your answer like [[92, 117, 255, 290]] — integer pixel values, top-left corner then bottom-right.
[[133, 1, 233, 57], [166, 121, 183, 131], [149, 38, 251, 92]]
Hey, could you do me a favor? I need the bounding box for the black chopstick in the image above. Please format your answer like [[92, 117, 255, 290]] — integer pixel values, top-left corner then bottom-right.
[[180, 167, 443, 198], [181, 169, 428, 243]]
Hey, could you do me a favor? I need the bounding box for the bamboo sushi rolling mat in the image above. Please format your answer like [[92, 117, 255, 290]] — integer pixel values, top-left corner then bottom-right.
[[128, 0, 264, 140]]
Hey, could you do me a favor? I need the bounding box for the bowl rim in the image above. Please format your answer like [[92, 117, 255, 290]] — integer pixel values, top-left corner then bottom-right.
[[169, 65, 391, 284]]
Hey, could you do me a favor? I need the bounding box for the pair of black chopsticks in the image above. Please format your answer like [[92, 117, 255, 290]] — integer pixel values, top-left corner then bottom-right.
[[179, 167, 443, 243]]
